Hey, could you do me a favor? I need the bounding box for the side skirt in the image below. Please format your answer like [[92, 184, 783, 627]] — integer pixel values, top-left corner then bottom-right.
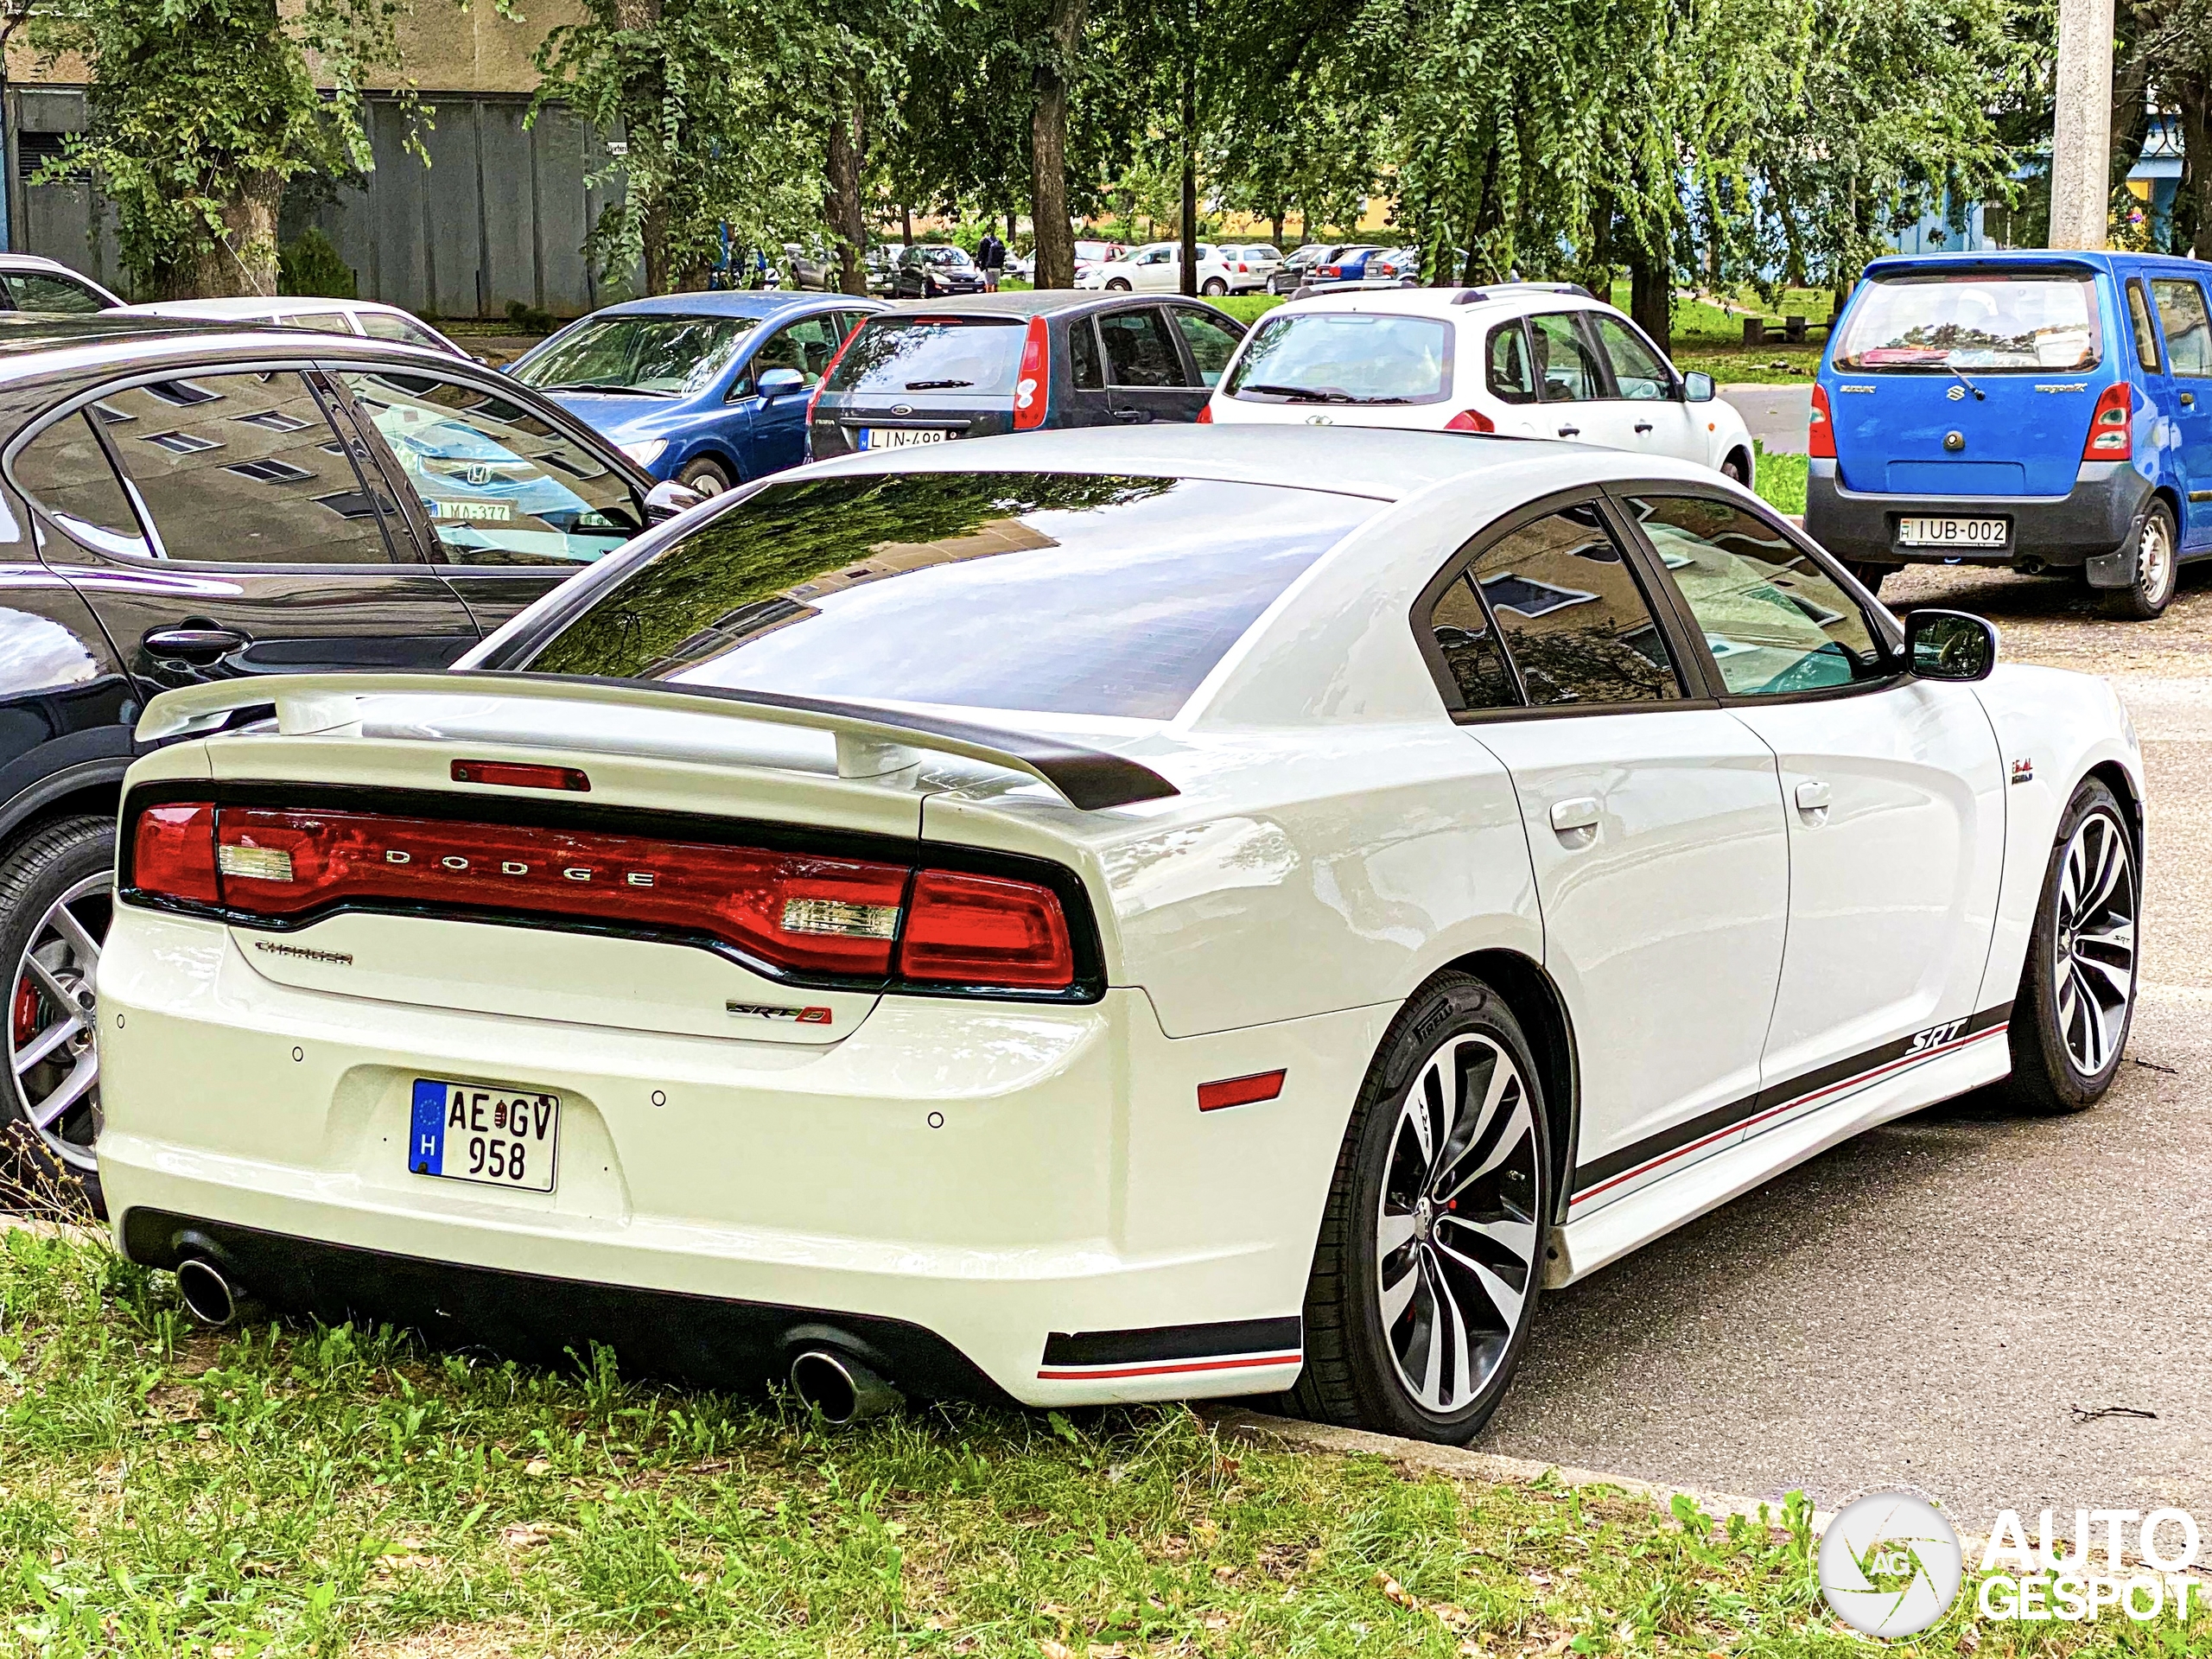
[[1544, 1022, 2012, 1287]]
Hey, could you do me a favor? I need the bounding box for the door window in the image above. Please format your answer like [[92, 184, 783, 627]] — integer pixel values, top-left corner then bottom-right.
[[2125, 280, 2164, 373], [744, 315, 846, 394], [1099, 309, 1190, 387], [1171, 308, 1242, 386], [1461, 504, 1681, 706], [285, 312, 357, 335], [2151, 279, 2212, 378], [11, 412, 151, 558], [1423, 571, 1518, 710], [1527, 313, 1603, 402], [1068, 319, 1105, 391], [359, 311, 449, 352], [1627, 494, 1887, 696], [3, 271, 106, 315], [1486, 321, 1538, 404], [92, 372, 396, 563], [337, 369, 643, 566], [1590, 315, 1671, 399]]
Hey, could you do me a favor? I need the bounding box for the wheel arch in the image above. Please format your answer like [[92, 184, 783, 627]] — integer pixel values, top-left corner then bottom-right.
[[2085, 757, 2144, 856], [675, 442, 743, 487], [1723, 443, 1755, 486], [1436, 947, 1580, 1232], [1, 763, 127, 849]]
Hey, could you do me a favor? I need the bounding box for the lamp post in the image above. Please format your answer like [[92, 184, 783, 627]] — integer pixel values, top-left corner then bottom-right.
[[2048, 0, 2115, 248]]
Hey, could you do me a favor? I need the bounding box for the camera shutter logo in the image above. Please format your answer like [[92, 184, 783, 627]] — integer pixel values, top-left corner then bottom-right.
[[1818, 1492, 1964, 1637]]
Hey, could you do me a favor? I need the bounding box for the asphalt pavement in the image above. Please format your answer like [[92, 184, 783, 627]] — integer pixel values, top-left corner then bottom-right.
[[1721, 383, 1812, 455], [1480, 562, 2212, 1522]]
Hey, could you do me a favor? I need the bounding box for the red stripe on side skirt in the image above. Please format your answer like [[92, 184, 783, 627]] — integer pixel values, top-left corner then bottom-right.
[[1037, 1351, 1303, 1382], [1569, 1024, 2007, 1209]]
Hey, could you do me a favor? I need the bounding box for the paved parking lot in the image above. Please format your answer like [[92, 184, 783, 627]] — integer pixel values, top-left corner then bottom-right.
[[1719, 384, 1811, 454], [1482, 562, 2212, 1521]]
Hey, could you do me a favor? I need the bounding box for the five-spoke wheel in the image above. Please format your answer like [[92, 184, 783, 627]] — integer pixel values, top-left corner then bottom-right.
[[1, 817, 115, 1199], [2010, 779, 2138, 1111]]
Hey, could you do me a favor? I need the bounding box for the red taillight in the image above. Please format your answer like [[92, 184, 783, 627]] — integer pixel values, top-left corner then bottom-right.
[[1198, 1070, 1286, 1112], [1013, 314, 1051, 431], [2083, 382, 2133, 458], [451, 760, 589, 792], [132, 803, 219, 905], [898, 869, 1073, 989], [1808, 383, 1835, 459], [1444, 408, 1494, 433], [1196, 403, 1213, 423], [1318, 265, 1338, 278]]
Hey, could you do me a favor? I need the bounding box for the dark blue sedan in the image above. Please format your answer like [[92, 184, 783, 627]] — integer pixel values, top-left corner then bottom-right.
[[508, 291, 884, 495]]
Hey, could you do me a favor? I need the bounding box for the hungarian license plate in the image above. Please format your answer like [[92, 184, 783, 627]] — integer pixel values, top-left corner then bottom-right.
[[856, 426, 950, 450], [408, 1079, 558, 1192], [1897, 516, 2008, 549]]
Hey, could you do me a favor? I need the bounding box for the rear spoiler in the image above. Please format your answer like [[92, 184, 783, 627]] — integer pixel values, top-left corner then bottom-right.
[[134, 671, 1179, 812]]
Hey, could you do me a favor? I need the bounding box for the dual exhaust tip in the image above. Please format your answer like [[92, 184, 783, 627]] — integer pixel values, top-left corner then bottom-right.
[[175, 1258, 902, 1427]]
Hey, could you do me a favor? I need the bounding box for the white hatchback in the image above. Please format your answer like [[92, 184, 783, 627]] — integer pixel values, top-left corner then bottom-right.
[[1078, 241, 1241, 297], [1206, 283, 1758, 483]]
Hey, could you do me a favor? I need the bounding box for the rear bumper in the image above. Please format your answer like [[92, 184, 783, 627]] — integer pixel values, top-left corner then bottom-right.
[[97, 907, 1382, 1405], [1803, 459, 2152, 575]]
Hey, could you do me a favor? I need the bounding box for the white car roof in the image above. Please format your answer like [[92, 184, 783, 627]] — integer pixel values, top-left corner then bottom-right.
[[1275, 283, 1603, 322], [119, 296, 383, 321]]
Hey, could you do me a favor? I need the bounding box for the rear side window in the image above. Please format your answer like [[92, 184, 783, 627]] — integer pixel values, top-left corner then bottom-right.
[[1833, 273, 2102, 372], [12, 411, 150, 558], [523, 473, 1379, 721], [4, 271, 105, 315], [1425, 575, 1518, 710], [1068, 319, 1104, 391], [825, 320, 1024, 396], [1455, 505, 1681, 707], [2151, 278, 2211, 378], [360, 311, 449, 351], [2125, 281, 2164, 373], [1099, 310, 1191, 387], [1487, 321, 1537, 404], [1224, 312, 1452, 404]]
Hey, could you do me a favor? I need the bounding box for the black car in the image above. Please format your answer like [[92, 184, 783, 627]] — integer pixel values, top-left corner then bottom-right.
[[892, 245, 987, 299], [0, 314, 670, 1195], [807, 291, 1248, 461]]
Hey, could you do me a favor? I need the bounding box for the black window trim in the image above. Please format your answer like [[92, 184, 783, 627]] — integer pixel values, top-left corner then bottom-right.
[[2146, 272, 2212, 381], [1599, 477, 1910, 707], [2124, 277, 2166, 377], [1408, 483, 1723, 721], [4, 359, 420, 573]]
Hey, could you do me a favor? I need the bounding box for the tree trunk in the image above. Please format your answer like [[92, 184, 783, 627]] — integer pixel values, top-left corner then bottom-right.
[[181, 169, 283, 298], [610, 0, 670, 292], [1179, 37, 1198, 296], [2183, 79, 2209, 258], [827, 94, 868, 296], [1629, 245, 1670, 354], [1029, 0, 1087, 290], [1269, 208, 1283, 247]]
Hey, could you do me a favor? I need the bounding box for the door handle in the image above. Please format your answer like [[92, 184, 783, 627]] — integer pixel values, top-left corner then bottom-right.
[[143, 626, 250, 661], [1549, 797, 1601, 835], [1795, 779, 1832, 814], [1556, 423, 1581, 438], [2183, 391, 2197, 408], [1634, 420, 1655, 434], [1110, 410, 1150, 423]]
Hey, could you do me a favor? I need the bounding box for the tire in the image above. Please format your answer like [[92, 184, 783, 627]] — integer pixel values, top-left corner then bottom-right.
[[1283, 973, 1551, 1443], [2006, 778, 2138, 1114], [2104, 499, 2179, 620], [1719, 449, 1751, 486], [2, 816, 113, 1212], [1201, 278, 1228, 297], [1106, 278, 1132, 291], [676, 455, 733, 497], [1846, 562, 1894, 597]]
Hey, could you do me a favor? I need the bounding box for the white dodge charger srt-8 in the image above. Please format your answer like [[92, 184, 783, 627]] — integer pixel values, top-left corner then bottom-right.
[[96, 427, 2141, 1442]]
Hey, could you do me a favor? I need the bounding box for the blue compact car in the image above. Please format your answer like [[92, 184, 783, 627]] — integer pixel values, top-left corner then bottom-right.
[[1807, 250, 2212, 619], [509, 291, 886, 496]]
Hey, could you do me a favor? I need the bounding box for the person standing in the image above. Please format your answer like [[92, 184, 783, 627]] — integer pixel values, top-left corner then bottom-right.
[[977, 227, 1007, 291]]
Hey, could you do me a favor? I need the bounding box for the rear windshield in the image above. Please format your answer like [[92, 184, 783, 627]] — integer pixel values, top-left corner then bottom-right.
[[824, 319, 1025, 397], [1224, 311, 1453, 404], [1833, 273, 2103, 372], [521, 473, 1377, 720]]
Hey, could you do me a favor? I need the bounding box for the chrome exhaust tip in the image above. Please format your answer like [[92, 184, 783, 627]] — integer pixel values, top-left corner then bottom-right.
[[789, 1347, 902, 1426], [175, 1257, 240, 1326]]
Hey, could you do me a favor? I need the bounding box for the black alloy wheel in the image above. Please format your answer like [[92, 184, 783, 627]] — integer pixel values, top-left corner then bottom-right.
[[2008, 778, 2138, 1112], [1286, 973, 1550, 1443], [2, 817, 115, 1208]]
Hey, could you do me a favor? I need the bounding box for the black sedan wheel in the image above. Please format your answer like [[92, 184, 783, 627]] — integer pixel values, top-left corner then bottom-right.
[[3, 817, 114, 1205], [2009, 779, 2138, 1111], [1287, 973, 1550, 1442]]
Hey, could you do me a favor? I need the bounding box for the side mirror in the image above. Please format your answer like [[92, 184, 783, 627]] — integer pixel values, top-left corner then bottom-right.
[[756, 366, 807, 400], [643, 479, 706, 524], [1681, 371, 1715, 404], [1905, 608, 1997, 681]]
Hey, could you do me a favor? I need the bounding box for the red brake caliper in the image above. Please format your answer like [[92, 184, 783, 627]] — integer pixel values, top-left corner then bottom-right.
[[12, 974, 42, 1049]]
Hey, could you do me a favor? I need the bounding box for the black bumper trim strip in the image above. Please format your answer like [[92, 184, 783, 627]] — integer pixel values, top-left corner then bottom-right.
[[1040, 1315, 1303, 1368]]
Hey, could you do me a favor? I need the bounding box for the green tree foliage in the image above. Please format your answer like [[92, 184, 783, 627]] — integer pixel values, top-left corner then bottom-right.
[[2139, 0, 2209, 254], [29, 0, 410, 298]]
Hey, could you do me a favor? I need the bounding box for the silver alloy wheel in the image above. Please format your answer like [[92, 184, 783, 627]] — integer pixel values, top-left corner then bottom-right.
[[2053, 808, 2136, 1077], [1376, 1032, 1541, 1414], [9, 873, 107, 1171], [2139, 509, 2176, 606]]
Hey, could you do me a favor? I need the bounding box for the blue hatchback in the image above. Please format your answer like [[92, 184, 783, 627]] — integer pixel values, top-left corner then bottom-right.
[[1808, 250, 2212, 618], [508, 291, 885, 496]]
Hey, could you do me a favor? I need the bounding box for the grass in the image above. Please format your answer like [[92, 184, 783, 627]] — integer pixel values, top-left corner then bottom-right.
[[1, 1228, 2202, 1656], [1751, 442, 1808, 517]]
